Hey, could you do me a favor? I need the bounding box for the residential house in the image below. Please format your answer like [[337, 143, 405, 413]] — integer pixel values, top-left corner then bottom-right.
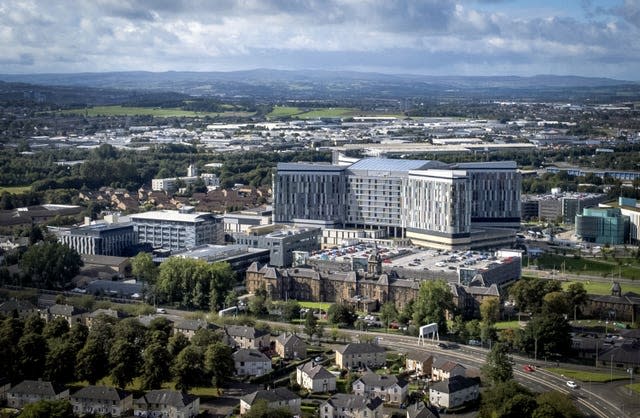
[[352, 370, 408, 404], [240, 387, 300, 415], [405, 351, 433, 377], [233, 349, 272, 377], [431, 359, 466, 382], [335, 343, 386, 370], [275, 333, 307, 359], [406, 401, 438, 418], [134, 389, 200, 418], [70, 385, 132, 417], [429, 376, 480, 409], [297, 362, 337, 393], [319, 394, 384, 418], [40, 304, 87, 326], [0, 300, 37, 319], [86, 308, 128, 329], [7, 380, 70, 409], [173, 319, 219, 341], [225, 325, 270, 349]]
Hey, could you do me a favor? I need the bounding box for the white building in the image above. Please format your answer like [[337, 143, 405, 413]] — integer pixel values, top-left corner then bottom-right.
[[352, 370, 408, 404], [296, 362, 337, 393], [319, 394, 384, 418], [152, 165, 219, 192], [240, 388, 300, 415], [429, 376, 479, 409], [233, 349, 272, 377]]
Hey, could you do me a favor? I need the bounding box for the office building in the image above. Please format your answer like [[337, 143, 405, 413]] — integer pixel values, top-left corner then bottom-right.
[[273, 157, 521, 250], [152, 164, 219, 192], [50, 223, 136, 257], [129, 207, 223, 251], [575, 207, 629, 245]]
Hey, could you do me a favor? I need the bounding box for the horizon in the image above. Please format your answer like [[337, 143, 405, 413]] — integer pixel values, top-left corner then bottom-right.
[[1, 1, 639, 81]]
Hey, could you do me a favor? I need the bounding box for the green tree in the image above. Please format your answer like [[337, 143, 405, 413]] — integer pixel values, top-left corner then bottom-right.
[[173, 345, 205, 390], [542, 292, 570, 316], [479, 381, 536, 418], [533, 391, 582, 418], [43, 317, 70, 340], [141, 343, 172, 390], [109, 339, 139, 388], [18, 399, 74, 418], [44, 339, 76, 384], [519, 313, 572, 358], [480, 298, 500, 324], [510, 277, 561, 314], [327, 303, 357, 326], [379, 302, 398, 330], [482, 342, 513, 385], [204, 342, 235, 388], [168, 332, 190, 357], [412, 279, 453, 334], [19, 242, 83, 289], [281, 300, 301, 321], [18, 332, 48, 380], [244, 399, 293, 418], [565, 282, 587, 319], [304, 310, 319, 339]]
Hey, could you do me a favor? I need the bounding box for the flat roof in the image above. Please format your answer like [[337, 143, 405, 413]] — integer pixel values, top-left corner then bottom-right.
[[129, 210, 215, 223], [348, 158, 443, 172]]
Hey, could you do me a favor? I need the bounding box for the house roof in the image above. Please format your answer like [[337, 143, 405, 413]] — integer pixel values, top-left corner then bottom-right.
[[355, 371, 407, 388], [433, 359, 465, 373], [298, 362, 335, 380], [72, 385, 129, 401], [174, 319, 217, 331], [323, 394, 383, 411], [430, 376, 479, 394], [88, 308, 127, 319], [135, 390, 198, 408], [46, 304, 86, 316], [407, 402, 439, 418], [406, 351, 433, 363], [241, 387, 299, 406], [233, 348, 270, 363], [336, 343, 385, 355], [225, 325, 268, 339], [276, 333, 305, 347], [9, 380, 66, 396]]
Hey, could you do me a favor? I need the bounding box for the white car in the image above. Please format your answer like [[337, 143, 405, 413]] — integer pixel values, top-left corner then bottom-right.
[[566, 381, 578, 389]]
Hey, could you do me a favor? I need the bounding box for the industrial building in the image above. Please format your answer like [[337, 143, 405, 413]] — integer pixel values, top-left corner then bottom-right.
[[50, 223, 137, 257]]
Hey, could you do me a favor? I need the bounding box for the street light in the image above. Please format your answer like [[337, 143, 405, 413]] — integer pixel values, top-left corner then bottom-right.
[[628, 368, 634, 395], [610, 354, 614, 382]]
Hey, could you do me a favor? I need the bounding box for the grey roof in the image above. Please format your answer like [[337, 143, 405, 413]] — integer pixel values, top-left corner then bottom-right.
[[174, 319, 217, 331], [72, 385, 128, 401], [89, 308, 126, 319], [85, 280, 143, 297], [355, 371, 407, 388], [135, 390, 198, 408], [241, 387, 299, 406], [47, 304, 86, 316], [277, 162, 348, 172], [433, 359, 465, 373], [407, 402, 439, 418], [225, 325, 268, 339], [276, 333, 305, 347], [450, 161, 517, 170], [337, 343, 385, 355], [9, 380, 66, 396], [406, 351, 433, 363], [430, 376, 479, 394], [233, 348, 270, 363], [0, 299, 36, 312], [323, 394, 383, 411], [298, 362, 335, 380], [348, 158, 443, 173]]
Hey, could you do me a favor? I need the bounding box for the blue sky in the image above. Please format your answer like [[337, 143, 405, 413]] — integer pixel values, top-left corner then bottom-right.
[[1, 0, 639, 80]]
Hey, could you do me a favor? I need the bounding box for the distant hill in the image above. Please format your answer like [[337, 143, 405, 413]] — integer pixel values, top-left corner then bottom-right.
[[0, 69, 638, 102]]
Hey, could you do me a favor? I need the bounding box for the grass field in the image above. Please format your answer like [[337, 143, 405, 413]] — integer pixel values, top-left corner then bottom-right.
[[59, 105, 253, 118], [546, 367, 629, 383], [299, 301, 331, 311], [495, 320, 522, 330], [626, 383, 640, 394], [0, 185, 31, 194], [562, 280, 640, 295], [536, 253, 640, 280], [266, 105, 400, 119]]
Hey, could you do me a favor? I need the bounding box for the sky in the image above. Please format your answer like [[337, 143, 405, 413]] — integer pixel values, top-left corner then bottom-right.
[[1, 0, 639, 80]]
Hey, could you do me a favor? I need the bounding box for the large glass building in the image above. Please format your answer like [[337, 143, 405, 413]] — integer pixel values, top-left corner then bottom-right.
[[575, 207, 630, 245]]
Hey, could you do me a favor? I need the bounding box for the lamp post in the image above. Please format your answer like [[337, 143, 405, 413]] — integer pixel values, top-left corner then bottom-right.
[[610, 354, 614, 382], [628, 368, 634, 395]]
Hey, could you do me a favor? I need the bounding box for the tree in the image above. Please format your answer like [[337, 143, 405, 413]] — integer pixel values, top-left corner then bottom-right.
[[131, 252, 158, 302], [43, 317, 70, 340], [44, 340, 77, 384], [565, 282, 587, 319], [304, 310, 319, 339], [204, 342, 235, 388], [19, 242, 83, 289], [509, 277, 561, 314], [244, 400, 293, 418], [412, 279, 453, 334], [173, 345, 205, 390], [482, 342, 513, 385], [542, 292, 570, 316], [379, 302, 398, 330], [19, 332, 48, 380], [141, 343, 172, 390], [479, 381, 536, 418], [519, 313, 572, 358], [168, 332, 190, 357], [190, 328, 222, 348], [327, 303, 357, 326], [480, 298, 500, 324], [533, 391, 581, 418], [18, 399, 74, 418], [281, 300, 301, 321], [109, 339, 140, 388]]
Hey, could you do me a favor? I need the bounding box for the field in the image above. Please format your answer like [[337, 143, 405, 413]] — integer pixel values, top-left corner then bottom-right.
[[0, 185, 31, 194], [546, 367, 629, 383], [59, 105, 253, 118], [535, 253, 640, 280], [562, 280, 640, 295], [495, 320, 522, 330], [266, 105, 401, 120], [298, 301, 331, 311]]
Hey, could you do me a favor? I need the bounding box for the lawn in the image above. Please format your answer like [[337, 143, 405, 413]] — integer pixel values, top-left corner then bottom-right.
[[59, 105, 252, 118], [562, 280, 640, 296], [495, 320, 522, 330], [267, 106, 304, 118], [297, 107, 357, 119], [625, 383, 640, 394], [0, 185, 31, 194], [546, 367, 629, 383], [535, 253, 640, 280], [299, 301, 332, 311]]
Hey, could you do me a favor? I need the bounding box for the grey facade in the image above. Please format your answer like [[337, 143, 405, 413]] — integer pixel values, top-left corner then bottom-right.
[[51, 223, 136, 256], [130, 208, 223, 251], [273, 158, 521, 250], [232, 226, 320, 267]]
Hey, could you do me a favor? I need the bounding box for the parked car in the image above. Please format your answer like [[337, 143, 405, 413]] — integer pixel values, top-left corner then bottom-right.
[[468, 339, 481, 346], [523, 364, 536, 372], [566, 381, 578, 389]]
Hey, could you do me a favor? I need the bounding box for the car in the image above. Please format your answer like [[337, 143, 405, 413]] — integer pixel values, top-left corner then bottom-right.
[[468, 339, 481, 346], [156, 308, 167, 314], [437, 342, 449, 349], [314, 356, 323, 362], [523, 365, 536, 372], [566, 381, 578, 389]]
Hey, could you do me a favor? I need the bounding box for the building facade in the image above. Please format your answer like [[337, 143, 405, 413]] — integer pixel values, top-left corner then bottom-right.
[[70, 386, 132, 417], [575, 207, 629, 244], [232, 225, 320, 267], [273, 158, 520, 250], [335, 343, 386, 370], [130, 208, 223, 251], [51, 223, 137, 256]]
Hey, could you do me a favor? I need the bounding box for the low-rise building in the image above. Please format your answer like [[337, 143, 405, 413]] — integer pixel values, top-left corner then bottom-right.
[[173, 319, 218, 340], [406, 401, 438, 418], [225, 325, 271, 350], [431, 359, 466, 382], [319, 394, 384, 418], [275, 333, 307, 359], [296, 362, 337, 393], [405, 351, 434, 377], [50, 223, 137, 257], [232, 225, 320, 267], [429, 376, 480, 409], [0, 300, 37, 319], [240, 387, 300, 415], [335, 343, 386, 370], [134, 389, 200, 418], [85, 308, 128, 329], [7, 380, 69, 409], [70, 386, 132, 417], [352, 370, 408, 404], [233, 349, 272, 377], [40, 304, 87, 326]]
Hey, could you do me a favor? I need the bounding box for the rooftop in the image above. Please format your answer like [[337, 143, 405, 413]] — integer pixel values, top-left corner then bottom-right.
[[348, 158, 444, 173], [129, 210, 217, 223]]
